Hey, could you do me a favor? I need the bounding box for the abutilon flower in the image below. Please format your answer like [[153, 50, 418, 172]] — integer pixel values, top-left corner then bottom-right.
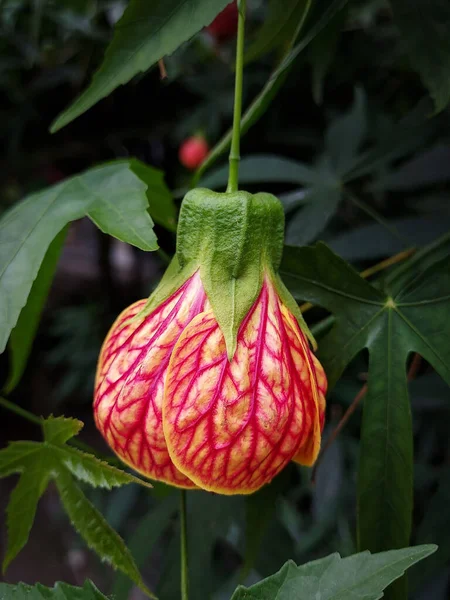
[[94, 189, 327, 494]]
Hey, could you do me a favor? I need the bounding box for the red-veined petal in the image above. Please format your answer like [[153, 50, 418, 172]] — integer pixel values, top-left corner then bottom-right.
[[163, 277, 326, 494], [94, 272, 207, 488]]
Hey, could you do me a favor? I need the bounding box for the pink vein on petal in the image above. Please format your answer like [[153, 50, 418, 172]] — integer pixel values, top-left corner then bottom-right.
[[94, 271, 208, 488]]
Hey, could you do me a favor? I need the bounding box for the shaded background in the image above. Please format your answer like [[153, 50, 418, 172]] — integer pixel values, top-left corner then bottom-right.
[[0, 1, 449, 599]]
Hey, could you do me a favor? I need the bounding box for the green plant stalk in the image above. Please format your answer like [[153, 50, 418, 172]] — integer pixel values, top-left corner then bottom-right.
[[0, 396, 42, 426], [227, 0, 247, 193], [0, 396, 114, 458], [180, 489, 189, 600]]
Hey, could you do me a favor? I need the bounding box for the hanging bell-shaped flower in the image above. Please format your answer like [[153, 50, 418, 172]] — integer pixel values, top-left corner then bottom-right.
[[94, 189, 327, 494]]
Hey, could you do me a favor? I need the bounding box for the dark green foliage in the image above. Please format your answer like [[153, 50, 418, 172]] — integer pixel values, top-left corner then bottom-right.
[[0, 1, 449, 599]]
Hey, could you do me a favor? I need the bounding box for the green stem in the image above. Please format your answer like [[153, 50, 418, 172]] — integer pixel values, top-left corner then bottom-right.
[[180, 489, 189, 600], [0, 395, 116, 458], [0, 396, 42, 425], [227, 0, 247, 193]]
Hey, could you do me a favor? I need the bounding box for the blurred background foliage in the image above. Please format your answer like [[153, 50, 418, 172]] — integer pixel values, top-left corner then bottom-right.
[[0, 0, 449, 599]]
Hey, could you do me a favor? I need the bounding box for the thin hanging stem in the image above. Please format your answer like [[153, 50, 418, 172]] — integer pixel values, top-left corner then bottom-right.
[[0, 396, 42, 426], [180, 489, 189, 600], [227, 0, 247, 193]]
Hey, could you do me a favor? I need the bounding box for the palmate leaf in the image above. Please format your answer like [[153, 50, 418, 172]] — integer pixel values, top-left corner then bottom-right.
[[281, 243, 450, 600], [370, 143, 450, 191], [285, 158, 342, 245], [0, 160, 158, 355], [231, 545, 437, 600], [50, 0, 232, 132], [0, 580, 109, 600], [390, 0, 450, 112], [309, 4, 348, 104], [284, 89, 364, 245], [0, 416, 154, 598]]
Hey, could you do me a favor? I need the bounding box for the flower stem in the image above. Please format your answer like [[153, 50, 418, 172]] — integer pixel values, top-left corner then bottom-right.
[[180, 489, 189, 600], [0, 396, 42, 425], [227, 0, 246, 193], [0, 395, 113, 457]]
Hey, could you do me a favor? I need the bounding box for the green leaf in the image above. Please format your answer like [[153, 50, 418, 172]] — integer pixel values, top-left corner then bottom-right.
[[50, 0, 232, 131], [0, 442, 41, 478], [53, 445, 153, 489], [244, 0, 311, 65], [390, 0, 450, 112], [112, 494, 179, 600], [4, 228, 66, 393], [280, 243, 450, 599], [370, 143, 450, 191], [188, 493, 242, 596], [200, 155, 317, 190], [4, 457, 49, 571], [273, 0, 350, 81], [0, 580, 109, 600], [231, 545, 437, 600], [83, 167, 157, 250], [0, 161, 158, 354], [325, 87, 367, 176], [128, 159, 177, 232], [309, 5, 347, 104], [55, 469, 154, 599], [0, 416, 153, 596], [411, 471, 450, 590], [385, 230, 450, 291], [286, 185, 341, 245], [283, 89, 366, 246], [344, 98, 436, 182], [328, 216, 450, 261], [42, 415, 83, 445], [285, 157, 342, 245], [241, 471, 290, 581]]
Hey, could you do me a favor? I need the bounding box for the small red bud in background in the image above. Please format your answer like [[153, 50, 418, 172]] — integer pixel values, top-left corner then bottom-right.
[[206, 2, 238, 42], [178, 136, 209, 170]]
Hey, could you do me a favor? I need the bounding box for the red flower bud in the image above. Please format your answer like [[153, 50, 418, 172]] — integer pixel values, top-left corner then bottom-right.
[[178, 136, 209, 170], [206, 2, 238, 41]]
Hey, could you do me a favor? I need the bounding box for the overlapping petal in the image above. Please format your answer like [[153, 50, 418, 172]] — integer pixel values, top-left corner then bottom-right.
[[163, 277, 325, 495], [94, 272, 208, 488]]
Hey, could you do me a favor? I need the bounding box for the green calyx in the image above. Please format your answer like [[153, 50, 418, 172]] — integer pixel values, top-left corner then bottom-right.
[[143, 188, 315, 358]]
